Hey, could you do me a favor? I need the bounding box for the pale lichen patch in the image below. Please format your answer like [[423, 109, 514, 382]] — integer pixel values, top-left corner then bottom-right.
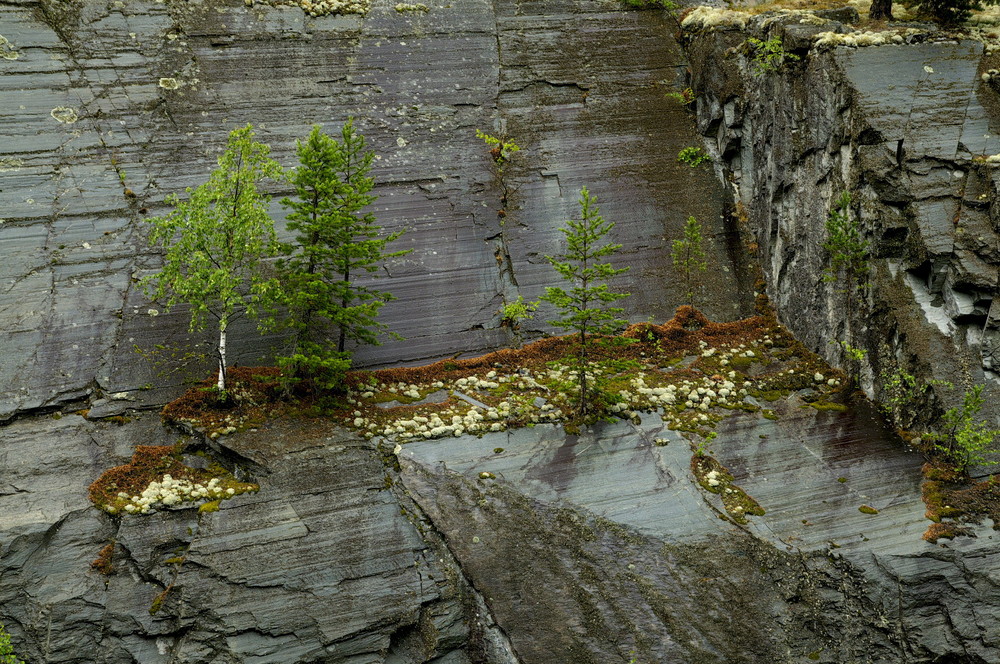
[[395, 2, 428, 12], [50, 106, 78, 123], [158, 77, 181, 90], [0, 35, 19, 60]]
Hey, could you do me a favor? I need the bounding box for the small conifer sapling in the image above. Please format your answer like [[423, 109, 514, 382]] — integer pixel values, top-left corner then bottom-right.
[[540, 187, 631, 415]]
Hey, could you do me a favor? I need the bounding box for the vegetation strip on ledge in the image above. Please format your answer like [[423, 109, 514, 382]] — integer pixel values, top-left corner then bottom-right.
[[89, 445, 258, 516]]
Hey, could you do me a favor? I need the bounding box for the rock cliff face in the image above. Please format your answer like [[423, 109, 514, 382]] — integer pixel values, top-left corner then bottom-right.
[[687, 16, 1000, 432], [0, 0, 751, 421], [4, 3, 1000, 664]]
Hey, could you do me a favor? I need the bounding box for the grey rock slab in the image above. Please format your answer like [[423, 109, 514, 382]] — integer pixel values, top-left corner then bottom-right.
[[398, 425, 908, 663], [712, 397, 929, 554], [1, 0, 754, 419], [0, 413, 475, 663], [398, 414, 729, 541]]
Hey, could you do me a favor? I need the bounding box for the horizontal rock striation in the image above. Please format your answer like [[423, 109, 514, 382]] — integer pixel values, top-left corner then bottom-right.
[[0, 0, 752, 421], [685, 12, 1000, 661], [0, 413, 507, 663]]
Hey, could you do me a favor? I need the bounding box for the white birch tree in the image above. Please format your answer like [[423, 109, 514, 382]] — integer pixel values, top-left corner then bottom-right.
[[142, 124, 283, 393]]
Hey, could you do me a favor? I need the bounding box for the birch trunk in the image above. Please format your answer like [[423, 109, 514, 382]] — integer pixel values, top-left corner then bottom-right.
[[217, 315, 228, 392]]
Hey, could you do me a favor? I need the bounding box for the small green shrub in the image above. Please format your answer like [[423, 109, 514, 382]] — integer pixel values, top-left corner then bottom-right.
[[933, 384, 1000, 473], [671, 215, 708, 306], [747, 36, 800, 75], [0, 624, 24, 664], [838, 340, 867, 362], [822, 192, 869, 288], [677, 146, 710, 167], [501, 295, 538, 328], [666, 87, 696, 105], [476, 130, 520, 169]]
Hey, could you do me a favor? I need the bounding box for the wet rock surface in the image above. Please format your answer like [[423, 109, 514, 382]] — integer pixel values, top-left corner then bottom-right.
[[686, 16, 1000, 661], [0, 0, 751, 421], [0, 413, 492, 663], [397, 400, 1000, 663]]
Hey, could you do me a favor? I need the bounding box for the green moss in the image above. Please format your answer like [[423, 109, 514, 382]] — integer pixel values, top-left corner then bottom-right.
[[198, 500, 221, 513], [163, 556, 185, 564], [806, 401, 848, 412], [729, 355, 753, 370], [858, 504, 879, 515], [837, 477, 847, 483], [761, 409, 778, 420], [807, 650, 822, 661]]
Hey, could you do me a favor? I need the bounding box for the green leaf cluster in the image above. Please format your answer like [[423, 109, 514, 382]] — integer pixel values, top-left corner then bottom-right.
[[747, 36, 800, 75], [142, 124, 283, 390], [677, 146, 710, 167], [934, 385, 1000, 473], [540, 187, 631, 414], [501, 295, 538, 326], [475, 129, 520, 175], [143, 124, 282, 331], [0, 624, 24, 664], [671, 215, 707, 306], [143, 121, 409, 394]]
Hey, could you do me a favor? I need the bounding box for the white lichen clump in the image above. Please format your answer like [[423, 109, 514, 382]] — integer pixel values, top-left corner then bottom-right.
[[814, 30, 901, 49], [50, 106, 79, 124], [0, 35, 19, 60], [158, 77, 181, 90], [394, 2, 428, 11], [111, 475, 247, 515], [680, 6, 748, 31], [261, 0, 370, 17]]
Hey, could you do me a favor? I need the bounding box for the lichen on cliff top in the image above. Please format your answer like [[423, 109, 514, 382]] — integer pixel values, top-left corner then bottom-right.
[[257, 0, 370, 17]]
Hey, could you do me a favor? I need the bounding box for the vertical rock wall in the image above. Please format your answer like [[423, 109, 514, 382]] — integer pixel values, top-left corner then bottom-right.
[[688, 19, 1000, 436]]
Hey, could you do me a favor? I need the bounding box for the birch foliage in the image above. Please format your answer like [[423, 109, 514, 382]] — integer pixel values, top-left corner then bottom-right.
[[142, 124, 283, 391]]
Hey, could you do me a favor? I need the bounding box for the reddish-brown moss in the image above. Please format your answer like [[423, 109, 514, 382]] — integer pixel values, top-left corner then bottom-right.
[[91, 543, 114, 575]]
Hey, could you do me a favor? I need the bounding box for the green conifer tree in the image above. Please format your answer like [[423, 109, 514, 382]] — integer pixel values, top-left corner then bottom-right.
[[671, 215, 708, 307], [276, 120, 409, 389], [540, 187, 630, 415], [143, 124, 283, 393]]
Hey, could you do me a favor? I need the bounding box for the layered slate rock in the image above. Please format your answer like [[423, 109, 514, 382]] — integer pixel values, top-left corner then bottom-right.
[[688, 19, 1000, 439], [397, 399, 999, 663], [0, 414, 481, 663], [0, 0, 751, 420]]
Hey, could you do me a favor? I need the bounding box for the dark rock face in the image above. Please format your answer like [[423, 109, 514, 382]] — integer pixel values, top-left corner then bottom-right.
[[684, 16, 1000, 662], [688, 22, 1000, 433], [0, 413, 502, 663], [5, 4, 1000, 664], [0, 0, 751, 421], [397, 406, 1000, 664]]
